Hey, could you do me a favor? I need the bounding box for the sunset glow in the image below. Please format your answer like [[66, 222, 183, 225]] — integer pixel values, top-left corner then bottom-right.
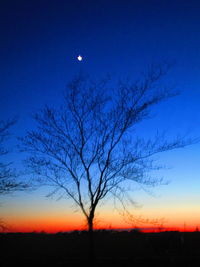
[[3, 201, 200, 233]]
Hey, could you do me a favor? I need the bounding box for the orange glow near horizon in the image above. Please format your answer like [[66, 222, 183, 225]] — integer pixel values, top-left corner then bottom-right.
[[4, 215, 199, 233], [3, 195, 200, 234], [6, 215, 87, 233]]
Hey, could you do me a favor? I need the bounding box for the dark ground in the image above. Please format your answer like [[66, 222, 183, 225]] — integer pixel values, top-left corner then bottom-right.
[[1, 230, 200, 266]]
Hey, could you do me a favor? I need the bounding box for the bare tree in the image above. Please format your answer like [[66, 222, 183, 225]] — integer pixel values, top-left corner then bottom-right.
[[0, 119, 28, 232], [0, 119, 27, 195], [21, 64, 192, 262]]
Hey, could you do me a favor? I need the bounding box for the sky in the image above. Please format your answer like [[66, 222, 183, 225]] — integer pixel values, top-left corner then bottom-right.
[[0, 0, 200, 232]]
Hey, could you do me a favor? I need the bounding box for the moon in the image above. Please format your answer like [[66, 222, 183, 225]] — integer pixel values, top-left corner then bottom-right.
[[77, 55, 83, 61]]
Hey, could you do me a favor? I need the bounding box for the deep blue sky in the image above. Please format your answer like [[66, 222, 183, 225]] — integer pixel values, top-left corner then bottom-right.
[[1, 0, 200, 121], [1, 0, 200, 231], [1, 0, 200, 148]]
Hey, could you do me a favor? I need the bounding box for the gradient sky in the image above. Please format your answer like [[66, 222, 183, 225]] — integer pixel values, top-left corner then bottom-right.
[[1, 0, 200, 232]]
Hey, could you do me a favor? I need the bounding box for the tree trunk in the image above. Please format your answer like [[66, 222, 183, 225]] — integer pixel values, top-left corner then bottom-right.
[[88, 216, 95, 266]]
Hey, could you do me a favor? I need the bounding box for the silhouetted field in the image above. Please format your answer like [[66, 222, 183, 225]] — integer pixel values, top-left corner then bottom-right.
[[1, 230, 200, 266]]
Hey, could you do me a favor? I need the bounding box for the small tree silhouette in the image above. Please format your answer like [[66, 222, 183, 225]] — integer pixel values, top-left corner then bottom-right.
[[0, 119, 28, 231], [0, 119, 27, 195], [21, 64, 193, 263]]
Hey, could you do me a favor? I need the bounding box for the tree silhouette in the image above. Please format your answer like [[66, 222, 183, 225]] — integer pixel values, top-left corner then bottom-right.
[[0, 119, 27, 195], [21, 64, 192, 262], [0, 119, 28, 231]]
